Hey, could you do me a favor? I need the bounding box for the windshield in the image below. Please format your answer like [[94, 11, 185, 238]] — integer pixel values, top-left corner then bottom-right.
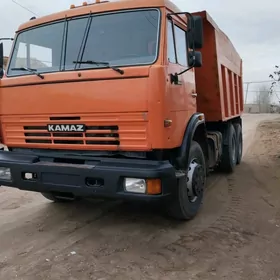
[[7, 9, 160, 77]]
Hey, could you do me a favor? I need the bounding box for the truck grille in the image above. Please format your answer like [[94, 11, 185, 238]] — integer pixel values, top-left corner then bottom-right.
[[23, 125, 120, 146], [2, 113, 149, 150]]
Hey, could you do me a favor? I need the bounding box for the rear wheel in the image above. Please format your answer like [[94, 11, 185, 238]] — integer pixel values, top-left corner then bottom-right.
[[168, 141, 206, 220], [41, 192, 78, 203], [219, 123, 237, 172], [233, 123, 243, 165]]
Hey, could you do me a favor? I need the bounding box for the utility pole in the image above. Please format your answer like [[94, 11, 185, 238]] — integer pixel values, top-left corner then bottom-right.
[[244, 82, 250, 105]]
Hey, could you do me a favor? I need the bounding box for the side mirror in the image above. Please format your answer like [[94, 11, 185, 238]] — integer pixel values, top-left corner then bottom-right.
[[189, 51, 202, 67], [188, 15, 204, 49], [0, 43, 4, 79]]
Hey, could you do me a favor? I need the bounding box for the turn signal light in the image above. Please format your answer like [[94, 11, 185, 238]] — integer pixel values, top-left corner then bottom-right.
[[147, 179, 162, 195], [164, 119, 172, 127]]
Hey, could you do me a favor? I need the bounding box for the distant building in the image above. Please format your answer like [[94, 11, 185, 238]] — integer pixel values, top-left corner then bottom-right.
[[244, 103, 280, 113]]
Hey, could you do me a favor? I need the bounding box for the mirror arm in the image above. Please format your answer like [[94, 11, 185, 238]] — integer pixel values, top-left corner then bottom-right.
[[170, 64, 194, 85], [167, 12, 194, 31], [177, 66, 194, 76], [172, 53, 196, 80], [167, 12, 196, 57], [168, 12, 203, 84], [0, 38, 13, 42]]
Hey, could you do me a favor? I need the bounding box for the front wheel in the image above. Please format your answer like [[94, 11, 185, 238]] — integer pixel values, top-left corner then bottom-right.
[[168, 141, 206, 220]]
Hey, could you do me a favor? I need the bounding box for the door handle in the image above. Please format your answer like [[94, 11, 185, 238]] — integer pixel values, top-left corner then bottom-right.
[[191, 93, 198, 98]]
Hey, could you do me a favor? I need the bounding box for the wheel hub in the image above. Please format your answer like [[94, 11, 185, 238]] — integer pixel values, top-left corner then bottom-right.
[[187, 160, 204, 202]]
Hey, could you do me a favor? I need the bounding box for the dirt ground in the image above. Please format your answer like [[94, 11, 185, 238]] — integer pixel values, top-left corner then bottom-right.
[[1, 114, 280, 280]]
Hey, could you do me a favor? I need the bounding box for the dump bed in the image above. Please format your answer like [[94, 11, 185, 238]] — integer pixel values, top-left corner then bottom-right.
[[193, 11, 244, 122]]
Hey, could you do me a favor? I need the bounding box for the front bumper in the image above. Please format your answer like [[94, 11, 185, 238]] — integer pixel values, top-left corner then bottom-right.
[[0, 151, 177, 201]]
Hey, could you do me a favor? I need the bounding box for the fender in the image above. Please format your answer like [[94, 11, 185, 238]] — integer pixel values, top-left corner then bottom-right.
[[176, 113, 206, 168]]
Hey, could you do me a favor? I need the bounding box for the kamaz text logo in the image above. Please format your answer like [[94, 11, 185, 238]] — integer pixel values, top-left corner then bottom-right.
[[47, 124, 86, 132]]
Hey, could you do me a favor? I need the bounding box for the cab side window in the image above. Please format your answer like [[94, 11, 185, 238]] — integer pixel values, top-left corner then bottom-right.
[[174, 26, 188, 66], [167, 21, 176, 63], [167, 20, 188, 66]]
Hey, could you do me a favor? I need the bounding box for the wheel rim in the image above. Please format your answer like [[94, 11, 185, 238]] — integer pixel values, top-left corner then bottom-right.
[[186, 159, 205, 203], [232, 136, 236, 162]]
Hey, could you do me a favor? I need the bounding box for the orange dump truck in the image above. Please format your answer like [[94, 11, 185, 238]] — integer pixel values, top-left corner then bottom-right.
[[0, 0, 243, 220]]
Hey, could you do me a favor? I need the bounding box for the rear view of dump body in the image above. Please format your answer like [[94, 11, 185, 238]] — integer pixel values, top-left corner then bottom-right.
[[194, 11, 244, 122]]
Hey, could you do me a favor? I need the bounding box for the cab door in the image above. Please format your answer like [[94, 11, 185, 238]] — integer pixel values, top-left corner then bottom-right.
[[166, 19, 197, 114], [164, 18, 197, 148]]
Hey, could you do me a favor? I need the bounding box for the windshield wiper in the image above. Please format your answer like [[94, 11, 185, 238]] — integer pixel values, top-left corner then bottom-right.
[[11, 67, 44, 79], [73, 60, 124, 75]]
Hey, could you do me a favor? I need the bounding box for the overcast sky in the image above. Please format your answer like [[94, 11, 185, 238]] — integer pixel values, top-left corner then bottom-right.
[[1, 0, 279, 101]]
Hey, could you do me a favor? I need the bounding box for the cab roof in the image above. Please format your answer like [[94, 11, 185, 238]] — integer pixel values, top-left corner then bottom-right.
[[18, 0, 181, 32]]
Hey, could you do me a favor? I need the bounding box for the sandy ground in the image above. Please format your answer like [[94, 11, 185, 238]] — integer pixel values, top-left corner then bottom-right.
[[0, 113, 280, 280]]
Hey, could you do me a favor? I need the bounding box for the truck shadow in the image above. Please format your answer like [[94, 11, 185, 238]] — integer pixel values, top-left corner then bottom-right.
[[38, 168, 233, 229], [12, 162, 250, 239], [0, 163, 254, 267]]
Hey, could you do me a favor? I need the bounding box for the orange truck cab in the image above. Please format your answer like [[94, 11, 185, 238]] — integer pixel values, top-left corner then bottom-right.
[[0, 0, 243, 220]]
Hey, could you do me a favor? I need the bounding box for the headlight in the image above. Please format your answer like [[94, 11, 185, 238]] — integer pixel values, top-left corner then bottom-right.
[[0, 167, 11, 180], [124, 178, 146, 194]]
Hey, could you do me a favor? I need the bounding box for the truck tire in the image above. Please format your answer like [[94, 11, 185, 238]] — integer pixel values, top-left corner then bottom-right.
[[168, 141, 206, 220], [41, 192, 78, 203], [233, 123, 243, 165], [219, 123, 237, 172]]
